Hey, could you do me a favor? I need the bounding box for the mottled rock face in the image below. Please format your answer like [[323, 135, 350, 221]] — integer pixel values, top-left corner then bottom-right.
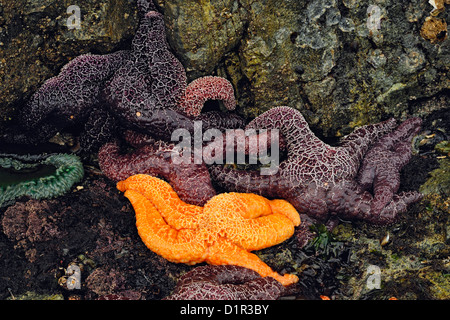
[[159, 0, 247, 78], [158, 0, 449, 136]]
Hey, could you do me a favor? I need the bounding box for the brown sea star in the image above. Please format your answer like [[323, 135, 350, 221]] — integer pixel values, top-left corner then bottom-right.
[[164, 265, 285, 300], [98, 130, 216, 206]]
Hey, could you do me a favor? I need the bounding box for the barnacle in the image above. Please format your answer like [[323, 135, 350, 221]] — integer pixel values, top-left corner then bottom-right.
[[420, 16, 448, 43]]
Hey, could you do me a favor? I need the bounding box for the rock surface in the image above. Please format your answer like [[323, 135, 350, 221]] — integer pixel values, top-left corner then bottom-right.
[[157, 0, 449, 135]]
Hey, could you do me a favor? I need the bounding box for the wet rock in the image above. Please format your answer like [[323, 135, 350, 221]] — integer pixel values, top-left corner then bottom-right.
[[6, 291, 64, 300], [331, 159, 450, 299], [85, 267, 127, 296], [159, 0, 247, 79], [159, 0, 449, 136], [420, 158, 450, 195], [2, 0, 449, 137], [332, 194, 449, 300], [0, 175, 188, 299], [2, 199, 65, 262]]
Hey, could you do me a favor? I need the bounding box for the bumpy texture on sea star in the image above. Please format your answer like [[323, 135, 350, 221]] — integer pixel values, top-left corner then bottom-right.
[[99, 131, 216, 206], [178, 76, 237, 116], [0, 153, 84, 207], [164, 265, 285, 300], [117, 174, 300, 286], [2, 0, 244, 150], [3, 51, 127, 147], [103, 8, 242, 140], [210, 107, 423, 244], [353, 116, 423, 223]]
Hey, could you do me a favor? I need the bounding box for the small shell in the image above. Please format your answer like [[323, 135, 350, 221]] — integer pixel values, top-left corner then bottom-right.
[[57, 262, 83, 290], [380, 232, 391, 246]]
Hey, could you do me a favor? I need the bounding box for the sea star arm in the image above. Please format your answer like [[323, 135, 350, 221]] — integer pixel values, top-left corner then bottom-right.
[[327, 181, 422, 225], [122, 130, 156, 148], [196, 111, 246, 131], [125, 108, 197, 140], [245, 106, 326, 157], [123, 189, 206, 264], [205, 238, 298, 286], [357, 117, 422, 215], [1, 122, 60, 145], [268, 199, 302, 225], [178, 76, 237, 116], [79, 107, 117, 152], [209, 165, 281, 199], [23, 51, 128, 131], [248, 106, 397, 176], [164, 265, 284, 300], [103, 10, 188, 134], [2, 51, 128, 146], [117, 174, 204, 228], [164, 265, 285, 300], [204, 193, 300, 251], [203, 128, 286, 164], [358, 117, 422, 188], [137, 0, 156, 14], [99, 138, 216, 206], [338, 118, 397, 171], [369, 191, 423, 224]]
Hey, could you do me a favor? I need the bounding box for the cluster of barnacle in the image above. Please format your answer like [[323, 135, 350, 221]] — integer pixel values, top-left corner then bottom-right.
[[420, 0, 449, 43]]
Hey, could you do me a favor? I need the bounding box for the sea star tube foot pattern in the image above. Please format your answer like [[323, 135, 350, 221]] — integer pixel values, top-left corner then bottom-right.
[[179, 76, 237, 116], [117, 174, 300, 286], [164, 265, 285, 300], [99, 138, 216, 206], [210, 106, 422, 237]]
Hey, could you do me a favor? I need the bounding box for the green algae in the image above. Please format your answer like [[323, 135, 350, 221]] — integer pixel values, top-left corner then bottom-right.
[[6, 291, 64, 300]]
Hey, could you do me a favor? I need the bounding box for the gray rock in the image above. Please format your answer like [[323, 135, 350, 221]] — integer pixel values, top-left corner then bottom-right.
[[159, 0, 449, 136]]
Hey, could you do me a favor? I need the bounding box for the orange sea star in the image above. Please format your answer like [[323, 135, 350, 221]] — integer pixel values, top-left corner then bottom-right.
[[117, 174, 300, 286]]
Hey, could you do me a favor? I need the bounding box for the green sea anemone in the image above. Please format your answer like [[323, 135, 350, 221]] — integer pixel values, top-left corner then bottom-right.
[[0, 153, 84, 207]]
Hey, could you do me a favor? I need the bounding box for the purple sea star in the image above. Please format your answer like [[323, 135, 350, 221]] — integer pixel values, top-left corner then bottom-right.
[[179, 76, 237, 116], [354, 116, 423, 222], [98, 127, 263, 207], [210, 106, 423, 245], [3, 51, 128, 148], [98, 130, 216, 206], [102, 8, 243, 140], [2, 0, 244, 151], [164, 265, 285, 300]]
